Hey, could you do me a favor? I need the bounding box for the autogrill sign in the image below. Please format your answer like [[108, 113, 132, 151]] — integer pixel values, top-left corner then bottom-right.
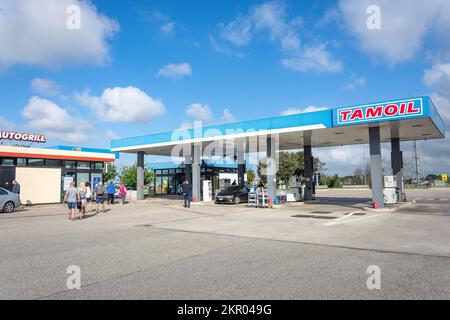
[[0, 130, 46, 143], [335, 98, 423, 126]]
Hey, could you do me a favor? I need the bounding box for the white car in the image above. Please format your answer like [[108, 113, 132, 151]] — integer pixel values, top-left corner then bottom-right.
[[0, 187, 21, 213]]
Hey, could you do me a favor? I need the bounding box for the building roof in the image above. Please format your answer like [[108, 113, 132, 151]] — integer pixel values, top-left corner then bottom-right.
[[46, 145, 120, 159], [149, 159, 238, 170], [0, 145, 116, 162], [111, 96, 445, 156]]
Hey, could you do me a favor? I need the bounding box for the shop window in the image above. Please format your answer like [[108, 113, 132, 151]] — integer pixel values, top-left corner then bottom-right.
[[46, 159, 61, 167], [16, 158, 27, 166], [62, 161, 76, 169], [28, 158, 45, 166], [77, 161, 90, 169], [91, 162, 103, 170], [162, 169, 169, 174], [0, 158, 14, 166]]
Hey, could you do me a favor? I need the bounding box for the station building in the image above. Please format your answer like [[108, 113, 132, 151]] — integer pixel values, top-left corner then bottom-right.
[[0, 144, 116, 204], [111, 96, 445, 209], [150, 160, 241, 196]]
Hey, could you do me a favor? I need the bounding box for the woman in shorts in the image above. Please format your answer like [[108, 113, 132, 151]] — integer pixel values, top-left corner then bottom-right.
[[94, 182, 105, 213], [78, 182, 88, 220], [85, 182, 92, 212], [64, 181, 80, 221]]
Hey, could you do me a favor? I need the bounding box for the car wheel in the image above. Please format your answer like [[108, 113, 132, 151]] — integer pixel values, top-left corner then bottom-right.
[[2, 201, 15, 213], [234, 196, 240, 204]]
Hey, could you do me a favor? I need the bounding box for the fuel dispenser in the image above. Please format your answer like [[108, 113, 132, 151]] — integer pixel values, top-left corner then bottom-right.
[[383, 175, 398, 205]]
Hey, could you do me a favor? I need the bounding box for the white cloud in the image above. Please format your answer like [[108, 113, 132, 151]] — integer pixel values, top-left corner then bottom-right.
[[0, 116, 15, 129], [185, 103, 213, 122], [0, 0, 119, 70], [281, 44, 343, 73], [105, 129, 120, 140], [157, 62, 192, 79], [215, 1, 342, 73], [21, 96, 92, 143], [343, 76, 366, 91], [220, 108, 236, 123], [30, 78, 61, 97], [76, 86, 165, 123], [281, 106, 328, 116], [424, 63, 450, 96], [209, 33, 245, 59], [338, 0, 450, 65], [160, 22, 175, 37], [178, 121, 193, 130], [219, 1, 300, 51]]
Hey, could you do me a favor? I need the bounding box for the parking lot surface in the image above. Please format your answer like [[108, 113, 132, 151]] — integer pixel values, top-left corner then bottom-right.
[[1, 188, 450, 299]]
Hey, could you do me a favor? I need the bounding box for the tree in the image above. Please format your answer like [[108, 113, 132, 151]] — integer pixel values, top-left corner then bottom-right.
[[103, 163, 117, 182], [119, 165, 155, 189], [257, 151, 323, 186], [246, 169, 256, 185]]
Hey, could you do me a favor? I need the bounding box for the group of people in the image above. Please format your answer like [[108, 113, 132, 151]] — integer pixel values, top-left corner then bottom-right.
[[63, 180, 128, 221]]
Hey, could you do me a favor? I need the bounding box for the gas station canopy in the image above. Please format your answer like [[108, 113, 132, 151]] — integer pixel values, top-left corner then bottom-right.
[[111, 96, 445, 155]]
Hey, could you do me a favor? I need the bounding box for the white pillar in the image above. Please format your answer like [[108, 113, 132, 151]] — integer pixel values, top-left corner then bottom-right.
[[192, 143, 201, 202], [137, 151, 145, 200], [266, 135, 278, 203], [369, 127, 384, 208], [237, 138, 246, 185]]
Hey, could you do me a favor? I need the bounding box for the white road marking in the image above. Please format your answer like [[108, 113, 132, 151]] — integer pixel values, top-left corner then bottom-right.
[[440, 199, 448, 201], [325, 212, 389, 226]]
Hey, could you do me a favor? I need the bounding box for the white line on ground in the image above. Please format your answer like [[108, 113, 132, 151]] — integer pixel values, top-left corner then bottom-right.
[[325, 212, 389, 226]]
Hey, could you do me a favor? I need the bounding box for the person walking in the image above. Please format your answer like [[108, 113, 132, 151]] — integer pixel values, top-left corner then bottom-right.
[[11, 180, 22, 208], [94, 182, 105, 213], [85, 181, 92, 213], [119, 184, 127, 205], [106, 180, 115, 205], [11, 180, 20, 194], [182, 180, 192, 208], [64, 181, 80, 221], [78, 182, 88, 220]]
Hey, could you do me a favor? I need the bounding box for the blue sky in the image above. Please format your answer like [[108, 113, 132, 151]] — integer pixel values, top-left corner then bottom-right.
[[0, 0, 449, 176]]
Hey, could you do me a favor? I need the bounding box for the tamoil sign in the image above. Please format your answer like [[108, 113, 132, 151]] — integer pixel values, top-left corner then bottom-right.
[[334, 98, 424, 126]]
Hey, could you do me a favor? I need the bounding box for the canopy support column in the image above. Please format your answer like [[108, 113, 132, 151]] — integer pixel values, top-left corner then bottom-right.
[[266, 135, 277, 203], [391, 138, 404, 202], [192, 144, 201, 202], [369, 127, 384, 208], [137, 151, 145, 200], [304, 145, 314, 201], [237, 138, 246, 186]]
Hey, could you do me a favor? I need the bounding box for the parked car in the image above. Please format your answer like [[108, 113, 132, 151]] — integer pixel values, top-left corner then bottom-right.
[[0, 187, 20, 213], [215, 185, 249, 204]]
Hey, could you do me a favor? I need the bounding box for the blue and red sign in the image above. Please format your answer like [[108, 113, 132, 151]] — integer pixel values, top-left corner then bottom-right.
[[334, 98, 424, 126]]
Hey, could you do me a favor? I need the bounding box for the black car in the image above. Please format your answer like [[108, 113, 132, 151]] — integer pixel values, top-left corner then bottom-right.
[[215, 185, 249, 204]]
